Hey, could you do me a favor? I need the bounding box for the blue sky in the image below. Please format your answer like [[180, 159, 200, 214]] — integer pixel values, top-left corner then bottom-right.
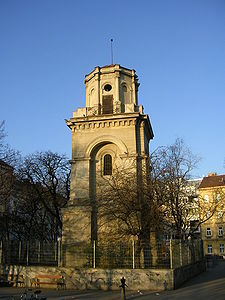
[[0, 0, 225, 178]]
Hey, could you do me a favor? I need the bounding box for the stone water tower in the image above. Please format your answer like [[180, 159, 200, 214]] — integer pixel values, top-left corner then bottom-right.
[[62, 64, 154, 266]]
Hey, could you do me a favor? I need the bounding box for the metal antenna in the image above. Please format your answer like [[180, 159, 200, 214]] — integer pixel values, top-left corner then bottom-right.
[[110, 39, 113, 65]]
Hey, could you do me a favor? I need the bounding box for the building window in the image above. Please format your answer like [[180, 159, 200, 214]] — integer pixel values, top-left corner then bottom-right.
[[122, 84, 127, 92], [220, 244, 224, 253], [206, 227, 212, 237], [207, 245, 212, 254], [218, 226, 223, 236], [204, 194, 209, 203], [104, 84, 112, 92], [103, 154, 112, 175], [121, 84, 130, 104], [216, 193, 221, 202], [206, 211, 211, 219], [217, 211, 223, 219], [102, 95, 113, 114]]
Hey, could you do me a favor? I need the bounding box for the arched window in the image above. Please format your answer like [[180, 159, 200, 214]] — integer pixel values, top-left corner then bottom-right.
[[122, 84, 127, 92], [103, 154, 112, 175], [121, 84, 130, 104]]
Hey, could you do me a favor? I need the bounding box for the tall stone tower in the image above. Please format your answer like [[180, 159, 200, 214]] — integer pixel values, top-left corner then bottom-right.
[[62, 64, 153, 265]]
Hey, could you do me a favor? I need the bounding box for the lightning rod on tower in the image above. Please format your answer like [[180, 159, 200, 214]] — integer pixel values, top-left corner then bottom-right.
[[110, 39, 113, 65]]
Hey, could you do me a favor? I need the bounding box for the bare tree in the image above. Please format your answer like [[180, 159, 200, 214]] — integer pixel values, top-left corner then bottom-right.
[[95, 158, 165, 267], [198, 185, 225, 229], [95, 139, 203, 254], [151, 138, 200, 238], [8, 179, 59, 242], [0, 122, 70, 242], [0, 121, 21, 166], [0, 121, 21, 242], [18, 151, 70, 241]]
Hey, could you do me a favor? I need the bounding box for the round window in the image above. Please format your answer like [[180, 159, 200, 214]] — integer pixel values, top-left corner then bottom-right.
[[104, 84, 112, 92]]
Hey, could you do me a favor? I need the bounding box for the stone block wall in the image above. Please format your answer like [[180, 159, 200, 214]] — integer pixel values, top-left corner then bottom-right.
[[0, 261, 206, 291]]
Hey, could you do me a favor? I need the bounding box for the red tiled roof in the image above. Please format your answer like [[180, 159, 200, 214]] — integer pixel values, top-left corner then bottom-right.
[[199, 174, 225, 189]]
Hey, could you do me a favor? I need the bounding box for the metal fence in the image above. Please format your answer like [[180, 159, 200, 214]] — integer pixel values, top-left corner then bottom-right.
[[0, 239, 203, 269], [169, 239, 203, 268], [0, 240, 59, 266], [62, 239, 203, 269]]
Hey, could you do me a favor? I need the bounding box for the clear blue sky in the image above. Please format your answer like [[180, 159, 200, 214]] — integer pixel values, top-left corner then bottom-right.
[[0, 0, 225, 178]]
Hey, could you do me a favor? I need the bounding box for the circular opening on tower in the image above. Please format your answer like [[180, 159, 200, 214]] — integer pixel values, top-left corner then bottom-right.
[[104, 84, 112, 92]]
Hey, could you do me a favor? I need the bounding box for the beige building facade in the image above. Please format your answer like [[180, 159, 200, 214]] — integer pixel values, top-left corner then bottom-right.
[[62, 65, 154, 265], [198, 173, 225, 256]]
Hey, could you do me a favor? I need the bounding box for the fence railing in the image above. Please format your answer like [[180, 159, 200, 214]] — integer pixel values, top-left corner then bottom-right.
[[62, 239, 203, 269], [0, 239, 203, 269], [0, 240, 59, 266]]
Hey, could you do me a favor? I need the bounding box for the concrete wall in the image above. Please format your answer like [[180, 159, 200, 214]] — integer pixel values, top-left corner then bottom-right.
[[1, 261, 205, 291], [173, 260, 206, 289]]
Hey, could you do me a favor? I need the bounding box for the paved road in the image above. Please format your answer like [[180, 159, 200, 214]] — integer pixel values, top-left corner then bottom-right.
[[0, 261, 225, 299], [142, 260, 225, 300], [0, 288, 141, 300]]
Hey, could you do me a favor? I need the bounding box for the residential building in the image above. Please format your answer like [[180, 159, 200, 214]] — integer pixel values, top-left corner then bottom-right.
[[198, 173, 225, 256], [185, 179, 202, 237]]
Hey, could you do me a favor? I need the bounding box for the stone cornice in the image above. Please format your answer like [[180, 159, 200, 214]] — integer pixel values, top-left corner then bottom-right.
[[84, 64, 137, 84], [70, 157, 91, 163], [66, 114, 141, 132], [142, 115, 154, 140], [66, 113, 154, 139], [70, 153, 149, 161]]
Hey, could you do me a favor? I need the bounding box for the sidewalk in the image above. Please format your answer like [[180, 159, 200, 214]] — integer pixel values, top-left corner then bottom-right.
[[140, 260, 225, 300], [0, 287, 155, 300]]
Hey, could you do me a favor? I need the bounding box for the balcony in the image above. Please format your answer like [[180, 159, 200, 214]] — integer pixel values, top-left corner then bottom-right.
[[73, 103, 143, 118]]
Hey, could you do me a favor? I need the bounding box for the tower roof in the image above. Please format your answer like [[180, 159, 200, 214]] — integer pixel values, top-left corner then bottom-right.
[[84, 64, 137, 84]]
